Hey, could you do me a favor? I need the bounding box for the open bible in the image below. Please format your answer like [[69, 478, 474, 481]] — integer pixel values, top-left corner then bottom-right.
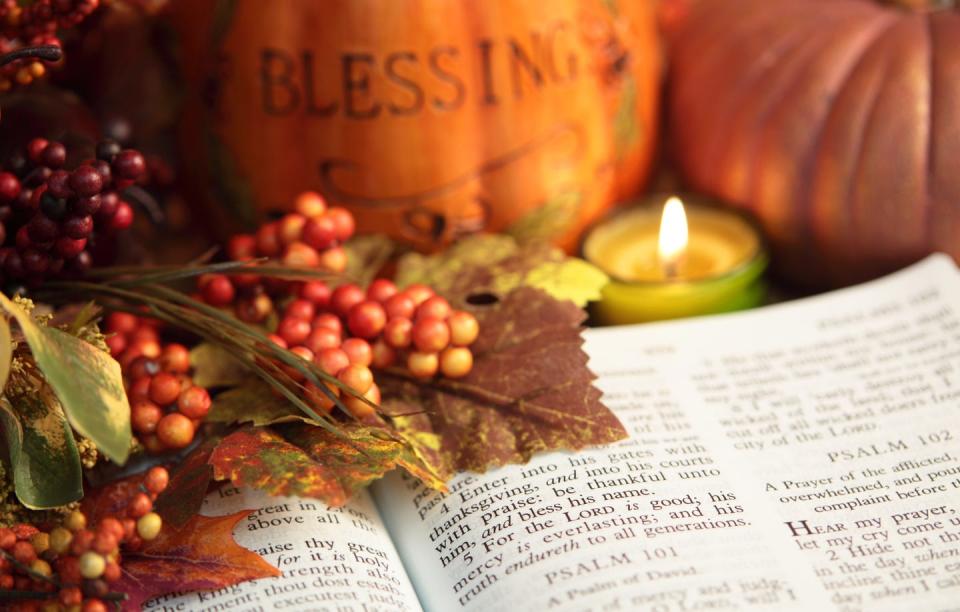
[[145, 254, 960, 612]]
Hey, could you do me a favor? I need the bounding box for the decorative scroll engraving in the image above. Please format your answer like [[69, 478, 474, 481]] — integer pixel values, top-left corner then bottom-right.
[[317, 124, 585, 244]]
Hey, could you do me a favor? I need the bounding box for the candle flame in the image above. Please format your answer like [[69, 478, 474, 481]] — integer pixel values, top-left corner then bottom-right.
[[658, 197, 688, 278]]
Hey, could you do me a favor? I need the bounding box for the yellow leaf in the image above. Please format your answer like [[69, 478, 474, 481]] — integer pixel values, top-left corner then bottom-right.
[[525, 258, 609, 307]]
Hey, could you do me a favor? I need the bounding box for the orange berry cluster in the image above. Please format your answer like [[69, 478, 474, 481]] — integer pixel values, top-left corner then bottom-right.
[[197, 192, 355, 324], [334, 279, 478, 379], [104, 313, 211, 453], [268, 278, 479, 418], [0, 466, 168, 612], [192, 190, 480, 419]]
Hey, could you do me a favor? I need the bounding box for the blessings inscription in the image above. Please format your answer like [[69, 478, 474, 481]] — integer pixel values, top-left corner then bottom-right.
[[257, 22, 581, 119]]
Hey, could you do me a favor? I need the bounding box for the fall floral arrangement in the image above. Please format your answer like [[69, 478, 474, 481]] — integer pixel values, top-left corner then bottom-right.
[[0, 3, 626, 611]]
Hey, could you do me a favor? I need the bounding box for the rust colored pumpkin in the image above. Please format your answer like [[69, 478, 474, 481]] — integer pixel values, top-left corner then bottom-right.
[[165, 0, 661, 251], [668, 0, 960, 288]]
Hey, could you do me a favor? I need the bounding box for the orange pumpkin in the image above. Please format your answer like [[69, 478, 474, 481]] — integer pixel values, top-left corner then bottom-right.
[[166, 0, 661, 250], [667, 0, 960, 287]]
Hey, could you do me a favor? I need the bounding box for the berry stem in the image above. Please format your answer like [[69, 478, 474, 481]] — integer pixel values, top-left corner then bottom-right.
[[378, 367, 598, 425], [0, 45, 63, 68], [0, 590, 127, 602], [0, 590, 55, 601], [0, 549, 58, 587], [41, 280, 356, 429], [123, 184, 166, 224], [85, 260, 340, 286]]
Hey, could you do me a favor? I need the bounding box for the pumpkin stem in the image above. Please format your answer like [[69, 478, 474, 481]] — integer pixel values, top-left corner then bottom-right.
[[0, 45, 62, 68], [885, 0, 956, 11]]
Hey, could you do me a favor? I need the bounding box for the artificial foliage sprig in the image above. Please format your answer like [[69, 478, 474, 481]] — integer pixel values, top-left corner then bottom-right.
[[42, 272, 365, 432], [0, 297, 128, 509]]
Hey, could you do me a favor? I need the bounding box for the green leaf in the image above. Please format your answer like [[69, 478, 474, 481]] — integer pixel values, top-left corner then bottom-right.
[[0, 389, 83, 509], [208, 379, 316, 427], [189, 342, 248, 388], [0, 295, 131, 464]]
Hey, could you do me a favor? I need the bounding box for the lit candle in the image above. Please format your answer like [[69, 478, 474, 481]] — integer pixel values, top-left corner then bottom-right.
[[658, 196, 688, 280], [583, 194, 768, 324]]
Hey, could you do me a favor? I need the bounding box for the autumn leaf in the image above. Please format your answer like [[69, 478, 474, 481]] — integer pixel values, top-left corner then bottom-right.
[[280, 422, 446, 493], [525, 259, 609, 307], [154, 440, 217, 528], [207, 379, 314, 427], [82, 476, 279, 610], [389, 238, 621, 477], [159, 420, 446, 523], [395, 234, 518, 294], [394, 234, 607, 307], [115, 512, 279, 611], [343, 234, 395, 285], [209, 426, 344, 502], [379, 287, 626, 479], [189, 342, 248, 388], [82, 474, 144, 522], [208, 423, 445, 507]]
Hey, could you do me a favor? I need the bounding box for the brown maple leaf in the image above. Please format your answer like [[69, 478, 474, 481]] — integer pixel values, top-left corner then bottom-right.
[[379, 286, 626, 479]]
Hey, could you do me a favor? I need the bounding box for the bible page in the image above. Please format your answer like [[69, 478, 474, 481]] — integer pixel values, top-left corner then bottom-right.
[[372, 254, 960, 612], [142, 486, 423, 612]]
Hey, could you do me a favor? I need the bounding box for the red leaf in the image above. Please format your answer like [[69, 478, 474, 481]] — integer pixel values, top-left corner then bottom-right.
[[115, 511, 279, 611], [154, 441, 217, 527], [82, 476, 278, 610], [81, 476, 143, 524]]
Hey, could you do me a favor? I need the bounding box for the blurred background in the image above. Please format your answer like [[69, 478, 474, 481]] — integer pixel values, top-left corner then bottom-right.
[[2, 0, 954, 293]]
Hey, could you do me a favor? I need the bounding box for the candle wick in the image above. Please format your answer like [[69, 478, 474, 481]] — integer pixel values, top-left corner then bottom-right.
[[664, 262, 676, 280], [663, 256, 681, 280]]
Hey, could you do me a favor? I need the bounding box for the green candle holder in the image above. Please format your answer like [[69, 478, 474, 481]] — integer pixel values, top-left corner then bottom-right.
[[583, 195, 769, 325]]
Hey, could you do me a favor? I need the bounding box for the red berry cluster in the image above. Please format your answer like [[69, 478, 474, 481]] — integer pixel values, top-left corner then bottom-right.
[[0, 466, 168, 612], [269, 278, 479, 418], [198, 191, 355, 324], [104, 313, 211, 453], [0, 0, 99, 91], [0, 138, 144, 286]]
